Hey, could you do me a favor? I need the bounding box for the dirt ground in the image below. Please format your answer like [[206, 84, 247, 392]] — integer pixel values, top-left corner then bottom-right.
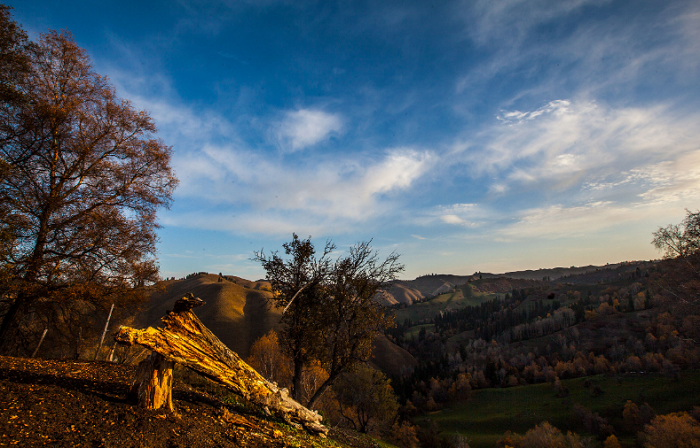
[[0, 356, 380, 448]]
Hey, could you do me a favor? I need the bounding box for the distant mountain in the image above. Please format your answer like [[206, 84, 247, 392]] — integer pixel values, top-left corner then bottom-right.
[[381, 262, 654, 305]]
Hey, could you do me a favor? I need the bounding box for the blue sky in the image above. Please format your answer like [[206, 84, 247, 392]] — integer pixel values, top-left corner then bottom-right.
[[10, 0, 700, 280]]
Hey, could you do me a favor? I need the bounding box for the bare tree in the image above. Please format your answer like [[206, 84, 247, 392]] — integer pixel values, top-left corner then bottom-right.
[[0, 25, 177, 352], [254, 234, 335, 401], [255, 235, 403, 408], [308, 241, 402, 409], [651, 210, 700, 314]]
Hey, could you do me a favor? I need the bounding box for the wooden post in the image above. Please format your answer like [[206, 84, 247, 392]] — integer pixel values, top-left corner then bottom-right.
[[108, 340, 118, 362], [75, 327, 82, 360], [31, 328, 48, 358], [94, 303, 114, 361], [130, 352, 175, 411]]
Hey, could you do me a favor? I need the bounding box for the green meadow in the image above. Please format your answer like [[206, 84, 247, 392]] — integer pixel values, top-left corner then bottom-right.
[[424, 370, 700, 448], [395, 284, 501, 324]]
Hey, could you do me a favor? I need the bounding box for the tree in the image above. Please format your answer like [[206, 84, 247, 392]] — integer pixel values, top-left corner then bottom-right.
[[0, 25, 177, 352], [246, 330, 292, 388], [653, 210, 700, 259], [333, 364, 399, 434], [640, 412, 700, 448], [307, 240, 402, 408], [0, 4, 34, 315], [603, 435, 622, 448], [652, 210, 700, 308], [254, 234, 335, 401], [255, 235, 403, 407]]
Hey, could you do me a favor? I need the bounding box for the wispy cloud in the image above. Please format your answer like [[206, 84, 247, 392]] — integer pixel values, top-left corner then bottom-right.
[[276, 109, 344, 152], [462, 99, 700, 194]]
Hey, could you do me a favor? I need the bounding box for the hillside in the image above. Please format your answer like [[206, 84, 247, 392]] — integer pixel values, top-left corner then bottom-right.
[[139, 274, 281, 358], [381, 262, 654, 305]]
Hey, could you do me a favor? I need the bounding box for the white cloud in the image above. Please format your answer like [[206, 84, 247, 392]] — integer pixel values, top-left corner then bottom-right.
[[441, 215, 466, 225], [277, 109, 344, 151], [167, 145, 435, 235], [498, 201, 632, 239], [417, 203, 486, 228], [464, 100, 700, 195]]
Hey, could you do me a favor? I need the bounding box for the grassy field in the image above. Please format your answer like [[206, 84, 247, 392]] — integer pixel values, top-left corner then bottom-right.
[[423, 370, 700, 448], [395, 284, 500, 324]]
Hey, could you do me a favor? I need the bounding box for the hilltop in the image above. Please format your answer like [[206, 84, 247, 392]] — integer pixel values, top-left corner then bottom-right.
[[139, 273, 416, 376], [138, 274, 280, 358]]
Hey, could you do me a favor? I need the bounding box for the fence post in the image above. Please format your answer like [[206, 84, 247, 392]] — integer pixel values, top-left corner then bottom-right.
[[94, 303, 115, 361], [31, 328, 48, 358]]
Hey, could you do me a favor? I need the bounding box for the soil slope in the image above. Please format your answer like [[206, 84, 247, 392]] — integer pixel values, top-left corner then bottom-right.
[[0, 356, 381, 448]]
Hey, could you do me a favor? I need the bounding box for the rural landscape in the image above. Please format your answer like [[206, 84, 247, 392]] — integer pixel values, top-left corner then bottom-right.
[[3, 1, 700, 448]]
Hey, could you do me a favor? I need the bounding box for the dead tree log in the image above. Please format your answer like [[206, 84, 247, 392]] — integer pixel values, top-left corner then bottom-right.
[[115, 294, 327, 435]]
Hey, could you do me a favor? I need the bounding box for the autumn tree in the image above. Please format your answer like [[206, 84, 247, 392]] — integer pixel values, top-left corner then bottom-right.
[[0, 23, 177, 352], [246, 330, 292, 388], [497, 422, 590, 448], [0, 4, 33, 305], [332, 364, 399, 434], [640, 412, 700, 448]]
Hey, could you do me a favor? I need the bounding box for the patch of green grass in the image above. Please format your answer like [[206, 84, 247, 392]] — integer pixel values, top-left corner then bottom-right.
[[404, 324, 434, 339], [423, 371, 700, 448], [395, 284, 498, 324]]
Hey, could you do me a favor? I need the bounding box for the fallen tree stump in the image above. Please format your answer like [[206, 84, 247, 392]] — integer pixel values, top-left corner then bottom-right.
[[115, 294, 327, 435]]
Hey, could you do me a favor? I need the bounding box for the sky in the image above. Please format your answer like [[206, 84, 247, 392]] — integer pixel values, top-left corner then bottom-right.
[[9, 0, 700, 280]]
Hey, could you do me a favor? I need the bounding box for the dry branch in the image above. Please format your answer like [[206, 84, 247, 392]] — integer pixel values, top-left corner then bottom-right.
[[115, 294, 327, 435]]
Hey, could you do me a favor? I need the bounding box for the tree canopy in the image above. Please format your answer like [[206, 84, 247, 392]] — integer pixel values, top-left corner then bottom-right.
[[255, 234, 403, 407], [0, 10, 177, 353], [652, 210, 700, 308]]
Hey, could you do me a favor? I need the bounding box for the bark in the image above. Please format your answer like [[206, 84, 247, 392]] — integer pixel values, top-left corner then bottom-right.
[[115, 294, 327, 435], [130, 352, 175, 412], [0, 295, 24, 353]]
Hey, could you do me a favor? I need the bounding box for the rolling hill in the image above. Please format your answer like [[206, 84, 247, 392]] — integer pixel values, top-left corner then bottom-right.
[[138, 274, 281, 358], [139, 274, 416, 374]]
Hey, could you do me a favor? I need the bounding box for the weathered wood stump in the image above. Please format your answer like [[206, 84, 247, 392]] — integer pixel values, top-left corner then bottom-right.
[[116, 293, 327, 435], [130, 352, 175, 412]]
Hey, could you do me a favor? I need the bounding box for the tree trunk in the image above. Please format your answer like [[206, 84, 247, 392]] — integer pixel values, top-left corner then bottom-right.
[[307, 373, 336, 410], [115, 294, 327, 435], [130, 352, 175, 412], [292, 357, 304, 403], [0, 296, 24, 354]]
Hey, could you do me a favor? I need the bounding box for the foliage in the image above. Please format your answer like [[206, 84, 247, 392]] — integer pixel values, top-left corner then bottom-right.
[[0, 13, 177, 353], [640, 412, 700, 448], [332, 364, 399, 434], [389, 421, 420, 448], [496, 422, 588, 448], [652, 210, 700, 308], [246, 330, 292, 389], [602, 435, 622, 448], [254, 234, 335, 402]]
